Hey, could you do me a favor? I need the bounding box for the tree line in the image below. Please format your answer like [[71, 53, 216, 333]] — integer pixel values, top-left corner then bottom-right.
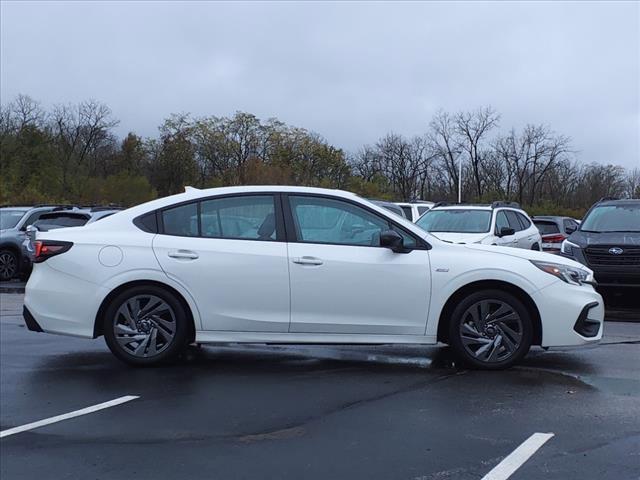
[[1, 95, 638, 216]]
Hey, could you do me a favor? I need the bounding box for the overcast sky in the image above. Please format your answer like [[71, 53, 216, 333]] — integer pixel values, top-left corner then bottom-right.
[[1, 1, 639, 169]]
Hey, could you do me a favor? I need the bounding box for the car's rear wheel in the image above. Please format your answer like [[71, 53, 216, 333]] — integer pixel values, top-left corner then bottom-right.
[[103, 285, 189, 366], [448, 289, 532, 370], [531, 243, 540, 251], [0, 249, 18, 281]]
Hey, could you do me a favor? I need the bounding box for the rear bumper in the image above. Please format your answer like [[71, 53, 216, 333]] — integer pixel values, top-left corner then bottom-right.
[[23, 306, 43, 332], [24, 263, 109, 338]]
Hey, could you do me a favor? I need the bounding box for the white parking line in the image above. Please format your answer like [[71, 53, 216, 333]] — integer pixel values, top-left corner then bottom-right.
[[0, 395, 139, 439], [481, 432, 555, 480]]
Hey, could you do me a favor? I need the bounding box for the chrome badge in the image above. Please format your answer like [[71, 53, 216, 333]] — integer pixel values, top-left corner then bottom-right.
[[608, 247, 624, 255]]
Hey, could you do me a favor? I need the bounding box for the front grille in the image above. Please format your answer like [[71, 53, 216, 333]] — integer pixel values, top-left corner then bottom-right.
[[584, 246, 640, 266]]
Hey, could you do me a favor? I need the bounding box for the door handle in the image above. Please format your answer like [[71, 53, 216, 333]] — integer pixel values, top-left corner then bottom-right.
[[292, 256, 323, 266], [168, 250, 199, 260]]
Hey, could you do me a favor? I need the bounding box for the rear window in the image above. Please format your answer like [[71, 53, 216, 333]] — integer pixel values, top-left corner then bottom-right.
[[534, 220, 560, 235], [400, 206, 412, 219], [34, 214, 89, 228]]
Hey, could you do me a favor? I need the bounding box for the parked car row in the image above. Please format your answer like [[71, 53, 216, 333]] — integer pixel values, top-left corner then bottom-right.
[[0, 205, 122, 280]]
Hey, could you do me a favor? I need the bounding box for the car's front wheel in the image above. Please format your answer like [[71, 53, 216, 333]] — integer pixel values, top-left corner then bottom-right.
[[448, 289, 533, 370], [103, 285, 190, 366]]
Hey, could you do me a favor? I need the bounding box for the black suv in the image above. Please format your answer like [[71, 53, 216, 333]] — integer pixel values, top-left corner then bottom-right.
[[560, 198, 639, 289]]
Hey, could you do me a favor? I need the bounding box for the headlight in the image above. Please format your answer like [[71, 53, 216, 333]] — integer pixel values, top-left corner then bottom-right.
[[531, 260, 590, 286], [560, 239, 579, 256]]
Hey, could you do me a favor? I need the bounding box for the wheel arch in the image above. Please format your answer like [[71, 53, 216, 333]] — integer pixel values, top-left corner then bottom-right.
[[436, 279, 542, 346], [0, 243, 22, 258], [93, 280, 196, 343]]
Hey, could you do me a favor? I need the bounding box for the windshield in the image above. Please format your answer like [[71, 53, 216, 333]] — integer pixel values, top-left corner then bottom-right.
[[416, 209, 492, 233], [580, 204, 640, 233], [0, 209, 27, 230]]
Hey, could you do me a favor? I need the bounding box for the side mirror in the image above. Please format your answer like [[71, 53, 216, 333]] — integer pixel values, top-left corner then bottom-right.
[[380, 229, 405, 253], [497, 226, 515, 237], [566, 225, 577, 234], [25, 224, 38, 241]]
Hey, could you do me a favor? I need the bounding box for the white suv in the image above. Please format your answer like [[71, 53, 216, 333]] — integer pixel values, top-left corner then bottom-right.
[[394, 202, 434, 222], [416, 202, 542, 250], [24, 187, 601, 370]]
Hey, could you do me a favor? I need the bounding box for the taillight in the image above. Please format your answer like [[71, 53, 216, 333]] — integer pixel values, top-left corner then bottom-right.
[[542, 234, 567, 243], [33, 241, 73, 263]]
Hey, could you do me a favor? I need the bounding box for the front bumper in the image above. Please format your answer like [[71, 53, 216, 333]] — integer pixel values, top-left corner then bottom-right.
[[532, 281, 604, 347]]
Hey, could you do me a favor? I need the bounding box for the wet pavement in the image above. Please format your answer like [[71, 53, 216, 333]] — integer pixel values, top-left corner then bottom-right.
[[1, 293, 639, 480]]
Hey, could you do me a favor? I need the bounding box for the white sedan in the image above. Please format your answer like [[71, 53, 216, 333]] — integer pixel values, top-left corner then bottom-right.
[[24, 186, 604, 369]]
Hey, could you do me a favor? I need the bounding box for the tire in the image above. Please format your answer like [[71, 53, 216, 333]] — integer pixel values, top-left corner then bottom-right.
[[531, 243, 540, 251], [448, 289, 533, 370], [103, 285, 190, 366], [0, 249, 19, 281]]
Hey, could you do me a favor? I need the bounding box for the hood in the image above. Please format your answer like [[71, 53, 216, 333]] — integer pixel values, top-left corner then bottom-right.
[[568, 230, 640, 248], [430, 232, 491, 244], [463, 243, 590, 271]]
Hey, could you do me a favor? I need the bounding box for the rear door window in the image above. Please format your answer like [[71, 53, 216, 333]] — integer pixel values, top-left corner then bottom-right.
[[200, 195, 276, 240], [162, 203, 199, 237], [505, 210, 524, 231], [400, 206, 412, 219], [516, 213, 531, 229]]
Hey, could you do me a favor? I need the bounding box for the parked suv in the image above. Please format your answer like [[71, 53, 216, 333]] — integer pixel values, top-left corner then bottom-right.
[[395, 201, 434, 222], [560, 198, 639, 288], [415, 202, 542, 250], [0, 205, 64, 280]]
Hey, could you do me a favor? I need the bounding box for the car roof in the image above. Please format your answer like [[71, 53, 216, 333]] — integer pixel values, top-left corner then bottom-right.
[[597, 198, 640, 206], [533, 216, 565, 221], [0, 206, 31, 211], [121, 185, 359, 217], [430, 205, 494, 211]]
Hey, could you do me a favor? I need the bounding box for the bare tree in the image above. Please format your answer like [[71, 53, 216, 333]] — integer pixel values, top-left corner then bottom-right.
[[50, 100, 118, 193], [428, 110, 462, 197], [625, 167, 640, 198], [455, 107, 500, 198]]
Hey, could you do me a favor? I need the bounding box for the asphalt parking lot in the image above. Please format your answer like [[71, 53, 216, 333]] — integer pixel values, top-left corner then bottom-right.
[[1, 292, 639, 480]]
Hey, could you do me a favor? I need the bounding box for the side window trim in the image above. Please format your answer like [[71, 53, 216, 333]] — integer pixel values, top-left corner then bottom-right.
[[152, 192, 285, 242], [281, 193, 429, 249]]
